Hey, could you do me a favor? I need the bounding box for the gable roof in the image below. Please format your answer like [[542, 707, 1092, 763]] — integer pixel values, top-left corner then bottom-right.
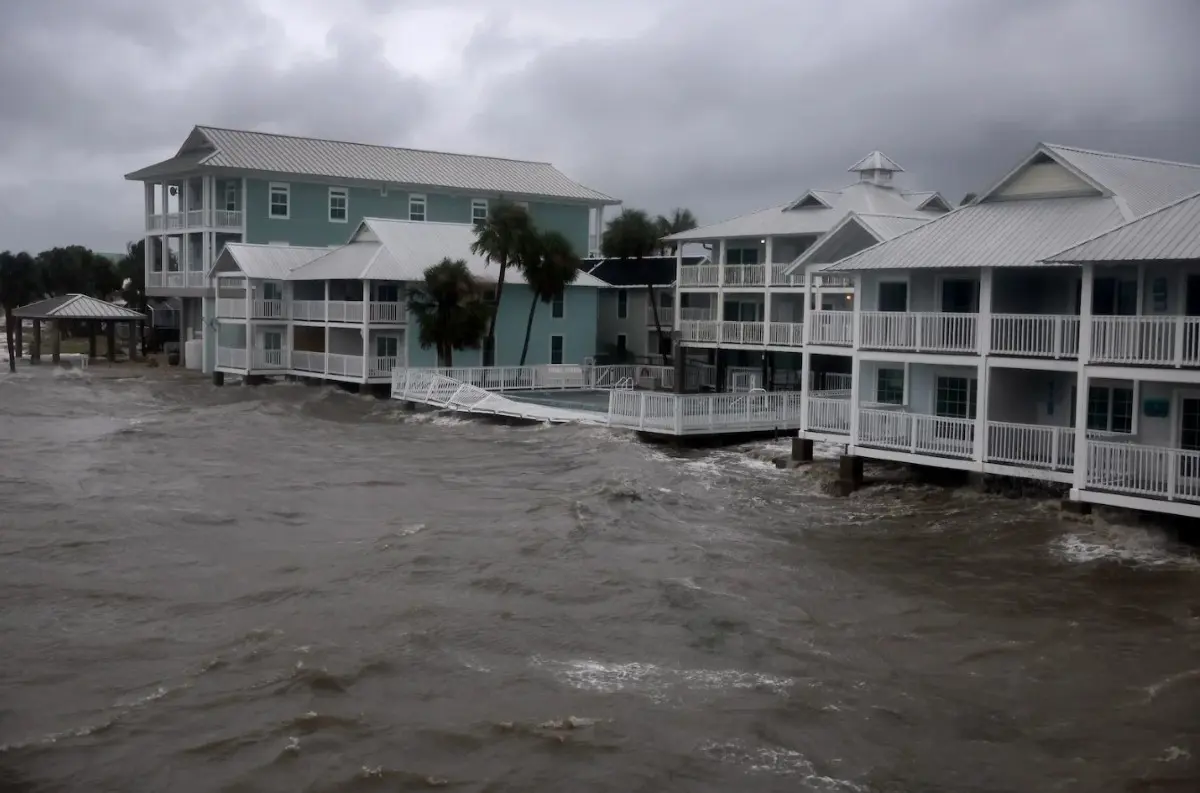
[[287, 218, 607, 287], [211, 243, 333, 279], [1045, 190, 1200, 263], [584, 255, 704, 287], [788, 212, 933, 274], [822, 142, 1200, 273], [126, 125, 616, 204], [848, 151, 904, 173], [13, 294, 145, 320]]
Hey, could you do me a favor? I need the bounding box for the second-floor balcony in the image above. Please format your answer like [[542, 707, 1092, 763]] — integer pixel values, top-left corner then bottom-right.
[[215, 299, 404, 323], [147, 209, 243, 232], [679, 264, 855, 290], [678, 319, 804, 348], [148, 270, 207, 289]]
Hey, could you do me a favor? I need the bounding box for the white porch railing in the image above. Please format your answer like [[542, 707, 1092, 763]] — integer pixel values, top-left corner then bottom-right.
[[253, 348, 288, 369], [216, 298, 246, 319], [807, 397, 850, 434], [810, 372, 853, 392], [216, 347, 247, 369], [808, 311, 853, 346], [986, 421, 1075, 471], [720, 321, 765, 345], [147, 210, 242, 230], [1090, 316, 1200, 367], [1086, 440, 1200, 503], [328, 301, 366, 323], [252, 299, 285, 319], [647, 305, 673, 326], [817, 275, 853, 288], [680, 265, 720, 287], [723, 265, 766, 287], [213, 210, 242, 228], [991, 314, 1080, 358], [770, 264, 800, 287], [369, 302, 404, 323], [726, 367, 761, 392], [859, 409, 975, 458], [292, 301, 326, 321], [680, 320, 720, 343], [327, 353, 365, 378], [607, 390, 804, 434], [679, 307, 716, 322], [185, 210, 205, 227], [768, 322, 804, 347], [156, 270, 206, 289], [859, 312, 978, 353], [291, 350, 325, 373]]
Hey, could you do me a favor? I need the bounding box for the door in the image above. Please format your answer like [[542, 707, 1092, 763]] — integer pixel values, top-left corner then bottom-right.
[[1092, 276, 1137, 315], [1185, 276, 1200, 316], [878, 281, 908, 312], [262, 330, 282, 366], [940, 279, 979, 313]]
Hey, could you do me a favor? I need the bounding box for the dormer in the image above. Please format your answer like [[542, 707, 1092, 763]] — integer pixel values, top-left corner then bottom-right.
[[786, 190, 833, 210], [848, 150, 904, 188], [979, 148, 1107, 202]]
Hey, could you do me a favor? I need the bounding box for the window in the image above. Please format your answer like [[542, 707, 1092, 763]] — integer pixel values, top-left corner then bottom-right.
[[482, 335, 495, 367], [551, 292, 564, 319], [617, 289, 628, 319], [616, 334, 627, 354], [376, 283, 400, 303], [550, 334, 564, 364], [376, 335, 399, 359], [726, 248, 760, 265], [409, 194, 427, 222], [329, 187, 348, 223], [471, 199, 488, 225], [878, 281, 908, 311], [269, 183, 289, 219], [935, 376, 976, 419], [1092, 277, 1138, 316], [1086, 385, 1133, 433], [224, 183, 237, 212], [876, 368, 904, 405], [262, 282, 283, 301]]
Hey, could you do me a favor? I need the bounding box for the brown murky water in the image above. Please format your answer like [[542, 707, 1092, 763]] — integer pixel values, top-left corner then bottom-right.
[[1, 364, 1197, 792]]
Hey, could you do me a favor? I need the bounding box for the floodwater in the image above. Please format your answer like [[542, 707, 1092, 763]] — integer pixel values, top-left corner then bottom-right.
[[0, 363, 1197, 792]]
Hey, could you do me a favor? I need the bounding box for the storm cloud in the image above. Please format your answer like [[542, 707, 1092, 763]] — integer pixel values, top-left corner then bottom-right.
[[2, 0, 1198, 251]]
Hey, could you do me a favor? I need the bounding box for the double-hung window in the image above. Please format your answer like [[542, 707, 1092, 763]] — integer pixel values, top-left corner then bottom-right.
[[269, 183, 289, 219], [471, 199, 488, 225], [224, 183, 237, 212], [551, 292, 564, 319], [409, 194, 427, 222], [329, 187, 348, 223], [1084, 385, 1133, 433], [876, 368, 904, 405]]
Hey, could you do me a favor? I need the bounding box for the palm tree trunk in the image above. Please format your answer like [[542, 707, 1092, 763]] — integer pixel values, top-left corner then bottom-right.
[[5, 314, 16, 373], [486, 259, 508, 352], [647, 282, 667, 365], [519, 293, 538, 366]]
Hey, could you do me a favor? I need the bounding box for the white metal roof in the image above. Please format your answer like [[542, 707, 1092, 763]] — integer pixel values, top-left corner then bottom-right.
[[822, 197, 1125, 272], [12, 294, 145, 320], [1045, 191, 1200, 263], [288, 218, 608, 287], [848, 151, 904, 173], [127, 126, 616, 204], [211, 243, 333, 279], [1042, 144, 1200, 218], [787, 213, 933, 274]]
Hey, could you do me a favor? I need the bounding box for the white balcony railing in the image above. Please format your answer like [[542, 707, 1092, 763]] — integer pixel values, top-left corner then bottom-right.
[[216, 298, 246, 319], [290, 350, 325, 373], [770, 264, 799, 287], [678, 307, 716, 322], [369, 356, 399, 378], [646, 305, 674, 326], [768, 321, 804, 347], [1091, 316, 1200, 367], [808, 311, 853, 346], [720, 321, 765, 345], [679, 319, 720, 343], [986, 421, 1075, 471], [146, 209, 242, 231], [253, 348, 288, 369], [608, 390, 804, 434], [1086, 440, 1200, 503], [722, 265, 766, 287], [292, 301, 326, 322], [680, 265, 720, 287], [369, 302, 404, 323], [807, 397, 850, 434], [213, 210, 242, 228], [216, 346, 247, 369], [991, 314, 1080, 358], [859, 409, 975, 459], [252, 299, 285, 319], [859, 312, 978, 353], [328, 301, 366, 323]]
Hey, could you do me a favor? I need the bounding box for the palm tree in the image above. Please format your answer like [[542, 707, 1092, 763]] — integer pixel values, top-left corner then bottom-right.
[[0, 251, 42, 372], [406, 258, 491, 367], [654, 208, 698, 254], [470, 201, 535, 358], [602, 208, 670, 363], [517, 231, 580, 366], [116, 240, 148, 312]]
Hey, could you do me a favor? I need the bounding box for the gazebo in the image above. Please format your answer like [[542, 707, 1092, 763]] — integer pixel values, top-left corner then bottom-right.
[[12, 294, 146, 364]]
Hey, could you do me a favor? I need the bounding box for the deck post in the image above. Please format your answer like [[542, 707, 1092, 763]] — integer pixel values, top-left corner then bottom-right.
[[106, 321, 116, 361], [1072, 265, 1094, 493], [672, 341, 685, 393], [31, 319, 41, 363], [837, 454, 864, 495], [791, 437, 814, 462], [51, 319, 61, 364], [127, 320, 138, 361], [88, 321, 97, 359]]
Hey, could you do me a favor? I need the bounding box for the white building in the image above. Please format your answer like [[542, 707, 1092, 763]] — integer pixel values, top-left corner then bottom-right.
[[796, 142, 1200, 518], [665, 151, 950, 390]]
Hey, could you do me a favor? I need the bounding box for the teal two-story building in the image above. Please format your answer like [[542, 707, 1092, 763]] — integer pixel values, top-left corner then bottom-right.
[[125, 125, 619, 373]]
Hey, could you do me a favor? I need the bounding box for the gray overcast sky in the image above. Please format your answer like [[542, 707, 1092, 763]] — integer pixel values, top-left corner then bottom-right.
[[2, 0, 1198, 252]]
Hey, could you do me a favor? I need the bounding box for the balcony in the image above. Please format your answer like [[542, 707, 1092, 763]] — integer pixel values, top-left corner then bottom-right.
[[1086, 440, 1200, 504], [147, 270, 207, 289], [859, 408, 976, 459], [646, 305, 674, 326], [679, 319, 720, 343], [608, 390, 804, 434], [767, 321, 804, 347], [991, 314, 1080, 358], [679, 265, 720, 287], [720, 320, 765, 345], [807, 396, 851, 434], [369, 302, 404, 323], [146, 209, 243, 232], [215, 298, 286, 320], [859, 312, 978, 353], [291, 350, 366, 379], [722, 265, 766, 288], [678, 307, 716, 322], [1091, 316, 1200, 367], [808, 311, 853, 346]]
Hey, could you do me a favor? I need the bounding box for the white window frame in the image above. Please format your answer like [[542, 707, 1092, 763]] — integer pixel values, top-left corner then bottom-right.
[[549, 334, 564, 365], [616, 289, 628, 319], [224, 183, 237, 212], [471, 199, 488, 225], [328, 187, 349, 223], [409, 194, 427, 222], [268, 182, 290, 219], [551, 291, 565, 319]]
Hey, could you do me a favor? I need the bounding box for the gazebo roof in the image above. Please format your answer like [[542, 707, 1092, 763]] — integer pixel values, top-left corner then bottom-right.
[[12, 294, 145, 320]]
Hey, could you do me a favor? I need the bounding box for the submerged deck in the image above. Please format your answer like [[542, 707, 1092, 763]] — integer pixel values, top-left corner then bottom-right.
[[390, 366, 805, 437]]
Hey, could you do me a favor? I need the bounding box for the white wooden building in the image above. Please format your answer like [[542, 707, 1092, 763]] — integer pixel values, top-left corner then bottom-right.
[[791, 143, 1200, 518]]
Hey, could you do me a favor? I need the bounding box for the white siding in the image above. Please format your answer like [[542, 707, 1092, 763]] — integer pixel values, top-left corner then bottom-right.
[[993, 162, 1097, 199]]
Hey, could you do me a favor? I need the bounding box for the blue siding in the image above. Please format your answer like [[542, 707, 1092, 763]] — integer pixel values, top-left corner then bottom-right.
[[245, 179, 592, 255], [406, 283, 599, 367]]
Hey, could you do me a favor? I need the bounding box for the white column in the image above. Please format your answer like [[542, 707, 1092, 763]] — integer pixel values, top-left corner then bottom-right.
[[801, 267, 812, 344], [244, 277, 253, 370], [800, 349, 811, 432], [1072, 264, 1095, 492], [362, 279, 371, 380], [849, 352, 862, 449], [285, 281, 295, 370], [716, 239, 727, 323], [324, 279, 331, 376], [674, 245, 683, 332], [144, 184, 156, 289], [763, 236, 774, 347], [595, 206, 605, 256], [974, 267, 994, 462], [851, 273, 863, 349]]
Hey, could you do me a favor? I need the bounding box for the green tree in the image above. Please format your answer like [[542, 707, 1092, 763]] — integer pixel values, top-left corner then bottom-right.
[[517, 230, 580, 366], [0, 251, 42, 372], [654, 207, 698, 254], [470, 201, 535, 358], [116, 240, 149, 311], [406, 258, 491, 367], [602, 208, 670, 363], [34, 245, 120, 298]]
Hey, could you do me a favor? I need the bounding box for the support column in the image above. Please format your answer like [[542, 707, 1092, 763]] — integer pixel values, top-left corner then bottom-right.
[[716, 238, 727, 325], [1072, 264, 1095, 494], [974, 267, 993, 462], [106, 322, 116, 362], [160, 181, 170, 285], [50, 320, 61, 364], [800, 349, 812, 432], [763, 236, 774, 348], [31, 319, 41, 363], [88, 321, 97, 359], [127, 321, 138, 361], [362, 279, 372, 381], [324, 279, 331, 375], [849, 353, 862, 447], [244, 277, 253, 371]]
